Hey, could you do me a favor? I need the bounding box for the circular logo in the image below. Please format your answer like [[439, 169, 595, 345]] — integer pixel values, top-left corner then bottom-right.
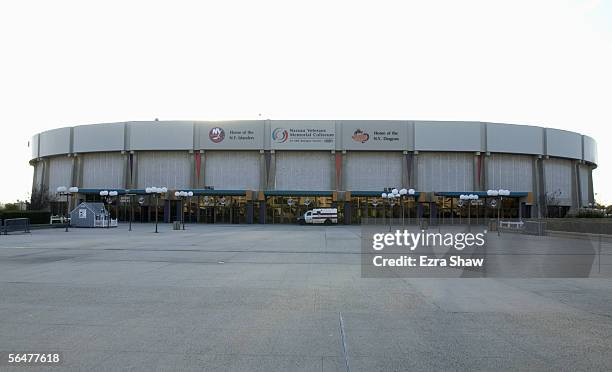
[[352, 129, 369, 143], [209, 127, 225, 143], [272, 128, 289, 143]]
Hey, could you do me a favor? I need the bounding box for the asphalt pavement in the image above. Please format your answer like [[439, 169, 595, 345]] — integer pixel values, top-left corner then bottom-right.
[[0, 224, 611, 371]]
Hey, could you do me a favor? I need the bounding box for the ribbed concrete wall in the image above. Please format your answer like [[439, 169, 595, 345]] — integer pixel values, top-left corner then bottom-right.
[[48, 156, 72, 199], [344, 152, 403, 191], [486, 154, 533, 192], [205, 151, 260, 190], [275, 151, 332, 190], [82, 153, 124, 189], [417, 152, 473, 192], [544, 158, 572, 206], [579, 165, 590, 207], [32, 162, 44, 192], [136, 151, 190, 189]]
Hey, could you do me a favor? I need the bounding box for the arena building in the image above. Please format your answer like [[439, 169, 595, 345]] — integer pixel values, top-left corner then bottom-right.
[[29, 120, 597, 224]]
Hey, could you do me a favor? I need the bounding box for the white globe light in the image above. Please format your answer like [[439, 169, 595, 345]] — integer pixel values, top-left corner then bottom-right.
[[161, 187, 168, 193], [459, 195, 465, 200], [188, 191, 194, 197], [145, 187, 152, 194], [399, 188, 407, 195], [57, 186, 67, 193], [69, 187, 79, 193], [381, 193, 387, 198], [408, 189, 415, 195], [174, 191, 180, 197], [391, 188, 399, 195], [109, 191, 118, 197], [100, 190, 109, 196]]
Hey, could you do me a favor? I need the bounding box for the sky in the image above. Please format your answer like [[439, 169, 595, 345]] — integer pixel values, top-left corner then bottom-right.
[[0, 0, 611, 204]]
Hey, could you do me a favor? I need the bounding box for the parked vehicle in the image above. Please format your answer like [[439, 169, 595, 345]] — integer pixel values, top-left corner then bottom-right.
[[297, 208, 338, 225]]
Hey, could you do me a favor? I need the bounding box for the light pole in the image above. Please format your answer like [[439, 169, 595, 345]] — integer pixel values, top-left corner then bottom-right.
[[381, 193, 387, 228], [460, 194, 479, 232], [99, 190, 118, 228], [146, 187, 166, 233], [488, 189, 510, 236], [125, 193, 136, 231], [174, 191, 194, 230], [188, 191, 193, 224], [381, 191, 399, 231], [56, 186, 79, 232]]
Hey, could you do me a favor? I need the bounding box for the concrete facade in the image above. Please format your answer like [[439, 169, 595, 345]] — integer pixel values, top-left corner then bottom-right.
[[30, 120, 598, 216]]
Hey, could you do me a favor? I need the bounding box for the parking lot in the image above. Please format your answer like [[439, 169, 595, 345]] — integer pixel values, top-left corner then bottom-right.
[[1, 224, 611, 371]]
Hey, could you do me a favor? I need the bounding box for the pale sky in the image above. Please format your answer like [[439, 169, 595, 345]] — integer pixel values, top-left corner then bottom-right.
[[1, 0, 611, 204]]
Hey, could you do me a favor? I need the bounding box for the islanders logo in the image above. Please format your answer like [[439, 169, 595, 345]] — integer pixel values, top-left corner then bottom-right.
[[352, 129, 369, 143], [209, 127, 225, 143], [272, 128, 289, 143]]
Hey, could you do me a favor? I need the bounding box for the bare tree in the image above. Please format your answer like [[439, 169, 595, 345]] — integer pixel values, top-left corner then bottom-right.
[[544, 189, 562, 218], [30, 186, 50, 211]]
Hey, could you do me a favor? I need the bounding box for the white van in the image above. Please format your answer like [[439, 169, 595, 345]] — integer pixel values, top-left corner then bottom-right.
[[298, 208, 338, 225]]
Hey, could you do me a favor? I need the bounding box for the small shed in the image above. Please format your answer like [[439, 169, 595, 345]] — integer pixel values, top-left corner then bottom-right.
[[70, 202, 111, 228]]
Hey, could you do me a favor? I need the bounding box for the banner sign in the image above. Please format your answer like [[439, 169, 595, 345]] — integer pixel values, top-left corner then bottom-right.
[[271, 121, 335, 150]]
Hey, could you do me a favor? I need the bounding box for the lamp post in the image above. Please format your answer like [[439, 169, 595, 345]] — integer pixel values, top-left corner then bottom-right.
[[188, 191, 193, 224], [56, 186, 79, 232], [174, 191, 194, 230], [488, 189, 510, 236], [99, 190, 118, 228], [460, 194, 479, 232], [146, 187, 166, 233], [381, 191, 399, 231], [125, 193, 136, 231], [381, 192, 387, 227]]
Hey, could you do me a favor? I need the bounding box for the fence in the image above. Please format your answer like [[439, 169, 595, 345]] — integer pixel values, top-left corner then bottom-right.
[[1, 218, 31, 235]]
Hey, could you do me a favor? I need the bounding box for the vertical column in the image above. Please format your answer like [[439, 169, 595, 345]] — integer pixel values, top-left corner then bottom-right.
[[74, 154, 85, 188], [175, 200, 181, 223], [189, 150, 196, 189], [267, 150, 276, 190], [587, 166, 595, 205], [412, 151, 419, 190], [573, 161, 582, 209], [65, 154, 75, 190], [163, 199, 170, 223], [474, 152, 484, 191], [334, 151, 342, 191], [259, 150, 266, 190], [402, 151, 411, 189], [258, 191, 266, 224], [197, 150, 205, 188], [246, 191, 254, 225], [42, 158, 50, 199], [130, 151, 138, 189], [534, 156, 546, 218]]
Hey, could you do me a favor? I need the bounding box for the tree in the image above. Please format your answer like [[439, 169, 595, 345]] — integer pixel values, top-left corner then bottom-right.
[[30, 186, 50, 211]]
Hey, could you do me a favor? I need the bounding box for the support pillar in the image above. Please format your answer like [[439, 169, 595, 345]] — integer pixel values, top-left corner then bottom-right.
[[266, 151, 276, 190], [163, 199, 170, 223], [259, 200, 266, 224]]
